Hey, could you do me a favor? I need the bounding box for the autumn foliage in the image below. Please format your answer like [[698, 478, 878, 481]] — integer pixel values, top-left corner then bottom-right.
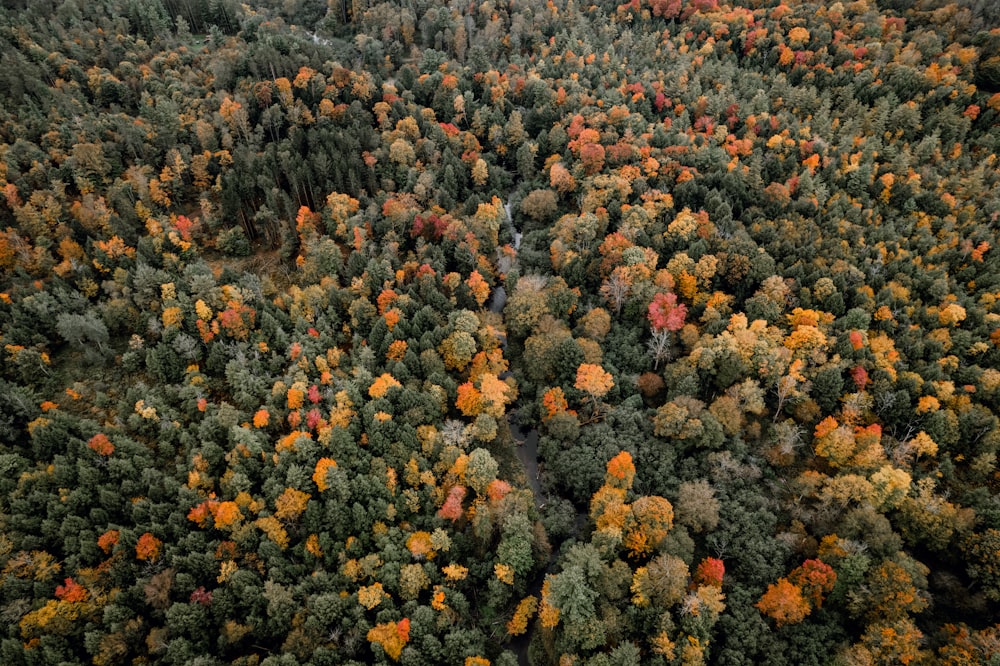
[[605, 451, 636, 489], [758, 559, 836, 626], [789, 559, 837, 609], [97, 529, 119, 554], [695, 557, 725, 588], [369, 373, 402, 398], [367, 618, 410, 661], [648, 291, 687, 332], [575, 363, 614, 400], [756, 578, 810, 627], [135, 533, 162, 561], [438, 486, 466, 521], [54, 578, 88, 603], [3, 0, 999, 662], [86, 433, 114, 456], [313, 457, 337, 492], [507, 595, 538, 636]]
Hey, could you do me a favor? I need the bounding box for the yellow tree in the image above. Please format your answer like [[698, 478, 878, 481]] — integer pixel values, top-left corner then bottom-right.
[[575, 363, 614, 420], [507, 596, 538, 636], [367, 618, 410, 661], [625, 495, 674, 558], [274, 488, 310, 521], [478, 373, 513, 418]]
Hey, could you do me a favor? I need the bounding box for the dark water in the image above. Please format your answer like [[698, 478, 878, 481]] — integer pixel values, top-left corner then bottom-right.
[[505, 416, 544, 666], [489, 285, 507, 314], [488, 194, 517, 315], [496, 196, 539, 665], [509, 421, 544, 510]]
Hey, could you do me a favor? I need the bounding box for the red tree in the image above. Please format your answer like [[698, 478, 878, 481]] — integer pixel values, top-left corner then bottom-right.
[[695, 557, 725, 588], [648, 292, 687, 332]]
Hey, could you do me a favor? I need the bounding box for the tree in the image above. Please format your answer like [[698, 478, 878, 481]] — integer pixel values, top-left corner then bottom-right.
[[575, 363, 614, 418], [471, 158, 489, 186], [438, 486, 466, 521], [87, 433, 114, 456], [625, 496, 674, 558], [466, 448, 499, 495], [439, 330, 478, 370], [520, 189, 558, 222], [695, 558, 725, 588], [647, 329, 673, 370], [848, 618, 926, 665], [789, 559, 836, 609], [648, 292, 687, 332], [675, 480, 720, 533], [369, 373, 402, 398], [605, 451, 636, 489], [367, 619, 410, 661], [756, 578, 810, 627], [274, 488, 310, 521], [550, 161, 576, 193], [466, 270, 490, 307], [632, 553, 689, 607], [507, 596, 538, 636], [56, 312, 109, 357], [136, 533, 162, 561], [546, 564, 604, 651], [964, 529, 1000, 601], [600, 269, 631, 315], [853, 557, 929, 622]]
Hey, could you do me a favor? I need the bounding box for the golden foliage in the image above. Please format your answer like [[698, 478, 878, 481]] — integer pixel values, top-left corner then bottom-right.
[[214, 501, 242, 528], [255, 516, 289, 549], [575, 363, 614, 399], [369, 373, 402, 398], [287, 386, 304, 410], [406, 531, 435, 560], [367, 619, 410, 661], [494, 563, 515, 585], [313, 458, 338, 492], [539, 579, 560, 629], [277, 430, 312, 453], [625, 495, 674, 558], [443, 564, 469, 581], [274, 488, 310, 521], [507, 596, 538, 636]]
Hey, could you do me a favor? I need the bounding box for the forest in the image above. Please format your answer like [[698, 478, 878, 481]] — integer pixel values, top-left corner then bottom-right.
[[1, 0, 1000, 663]]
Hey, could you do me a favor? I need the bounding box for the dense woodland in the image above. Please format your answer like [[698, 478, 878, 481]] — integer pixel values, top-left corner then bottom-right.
[[1, 0, 1000, 663]]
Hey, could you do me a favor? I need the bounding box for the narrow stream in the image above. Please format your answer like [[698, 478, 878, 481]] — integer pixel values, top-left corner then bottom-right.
[[493, 195, 545, 665], [488, 285, 507, 314], [509, 420, 544, 510], [487, 199, 520, 315], [505, 201, 522, 251]]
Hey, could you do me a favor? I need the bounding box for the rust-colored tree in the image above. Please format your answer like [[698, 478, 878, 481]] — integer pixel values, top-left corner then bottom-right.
[[756, 578, 810, 626], [694, 557, 725, 588], [789, 559, 836, 609], [135, 533, 162, 561], [605, 451, 636, 489]]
